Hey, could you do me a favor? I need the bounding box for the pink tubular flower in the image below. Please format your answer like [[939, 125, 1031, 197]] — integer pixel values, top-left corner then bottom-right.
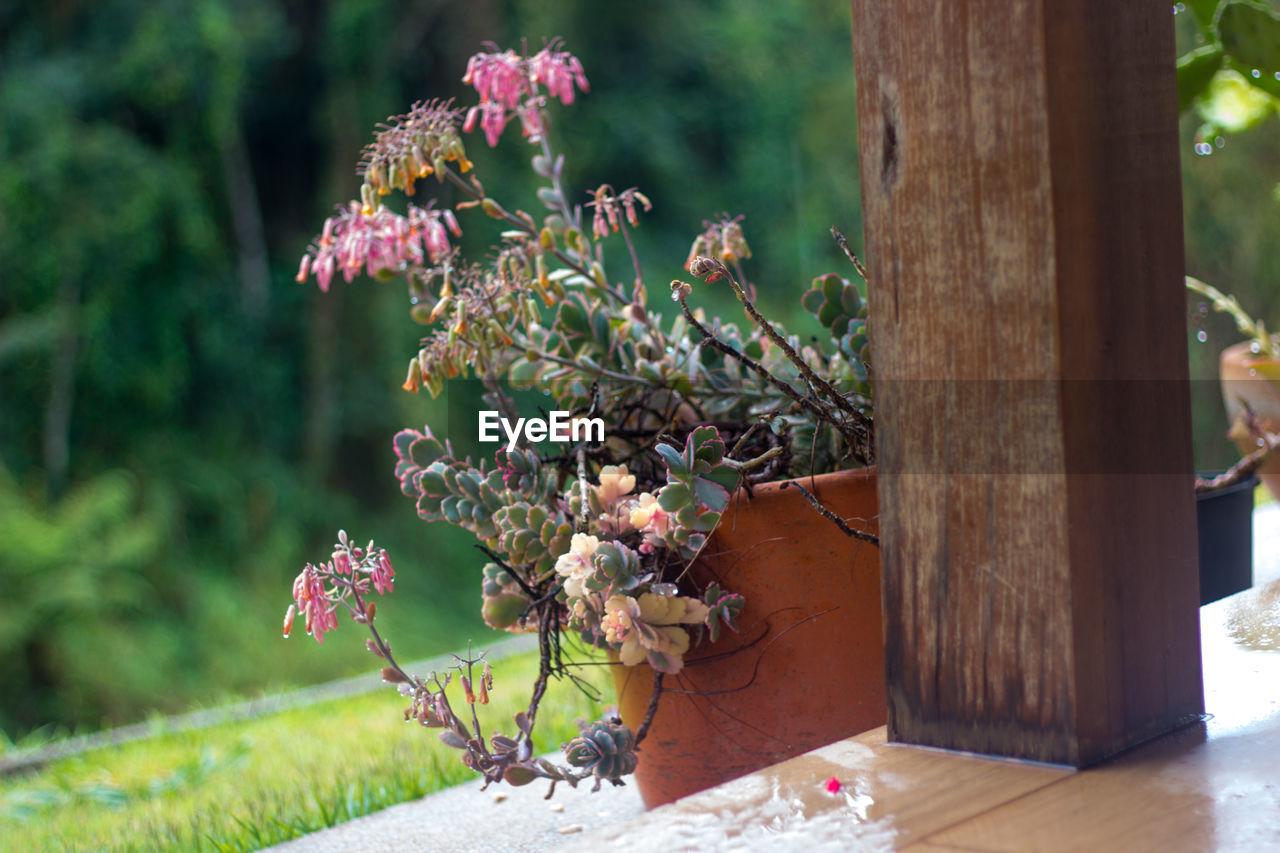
[[460, 41, 589, 147], [372, 551, 395, 594], [293, 565, 337, 643], [530, 46, 588, 104], [284, 535, 397, 645], [588, 186, 652, 241], [297, 202, 459, 292], [463, 49, 528, 110]]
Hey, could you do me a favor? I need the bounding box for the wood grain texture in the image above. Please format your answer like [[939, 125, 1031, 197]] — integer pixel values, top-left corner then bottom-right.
[[925, 716, 1280, 851], [849, 0, 1202, 765]]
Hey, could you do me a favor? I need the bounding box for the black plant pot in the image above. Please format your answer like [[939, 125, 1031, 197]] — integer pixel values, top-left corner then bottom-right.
[[1196, 473, 1256, 606]]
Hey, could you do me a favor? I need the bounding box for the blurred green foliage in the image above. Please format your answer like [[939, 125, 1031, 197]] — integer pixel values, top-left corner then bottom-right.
[[0, 0, 865, 738], [1177, 2, 1280, 469]]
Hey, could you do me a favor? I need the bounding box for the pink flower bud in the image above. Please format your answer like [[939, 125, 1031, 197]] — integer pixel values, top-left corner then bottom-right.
[[283, 604, 296, 638]]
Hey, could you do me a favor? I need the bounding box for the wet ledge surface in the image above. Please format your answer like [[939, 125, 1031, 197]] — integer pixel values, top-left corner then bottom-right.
[[268, 505, 1280, 853], [261, 767, 645, 853]]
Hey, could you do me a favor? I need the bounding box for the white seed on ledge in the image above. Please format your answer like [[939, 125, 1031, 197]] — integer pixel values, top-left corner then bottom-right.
[[557, 824, 584, 834]]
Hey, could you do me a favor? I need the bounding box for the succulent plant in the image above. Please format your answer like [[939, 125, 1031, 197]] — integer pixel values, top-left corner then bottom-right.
[[492, 502, 574, 578], [702, 582, 746, 644], [290, 41, 877, 799], [563, 717, 638, 783], [653, 426, 737, 558], [582, 541, 646, 598], [480, 562, 537, 632]]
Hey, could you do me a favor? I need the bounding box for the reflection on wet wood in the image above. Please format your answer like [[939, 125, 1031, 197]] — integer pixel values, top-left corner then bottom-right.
[[566, 563, 1280, 851]]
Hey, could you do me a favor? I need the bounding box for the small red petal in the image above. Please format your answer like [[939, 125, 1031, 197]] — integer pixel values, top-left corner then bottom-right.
[[824, 776, 842, 793]]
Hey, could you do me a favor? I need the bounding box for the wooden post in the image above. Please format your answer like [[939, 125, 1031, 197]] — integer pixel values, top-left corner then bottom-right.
[[850, 1, 1204, 766]]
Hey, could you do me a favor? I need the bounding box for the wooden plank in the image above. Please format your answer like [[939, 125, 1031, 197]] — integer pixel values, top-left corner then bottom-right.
[[849, 0, 1202, 765], [925, 718, 1280, 851], [561, 725, 1071, 851]]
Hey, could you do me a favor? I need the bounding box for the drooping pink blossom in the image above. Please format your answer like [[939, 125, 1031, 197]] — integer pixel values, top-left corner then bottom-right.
[[588, 186, 652, 240], [284, 537, 397, 645], [296, 202, 460, 291], [293, 565, 337, 643], [530, 46, 589, 105], [460, 42, 589, 147], [371, 551, 395, 595]]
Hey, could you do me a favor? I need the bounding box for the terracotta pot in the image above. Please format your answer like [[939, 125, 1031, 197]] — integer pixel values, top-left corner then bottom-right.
[[611, 467, 884, 808], [1220, 341, 1280, 500]]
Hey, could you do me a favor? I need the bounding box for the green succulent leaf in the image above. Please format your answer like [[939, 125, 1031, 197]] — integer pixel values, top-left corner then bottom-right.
[[800, 287, 824, 314], [508, 357, 543, 388], [655, 443, 688, 477], [692, 478, 729, 512], [658, 482, 693, 512], [557, 299, 591, 338]]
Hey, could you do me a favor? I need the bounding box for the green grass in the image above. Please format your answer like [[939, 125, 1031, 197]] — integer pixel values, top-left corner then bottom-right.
[[0, 648, 610, 853]]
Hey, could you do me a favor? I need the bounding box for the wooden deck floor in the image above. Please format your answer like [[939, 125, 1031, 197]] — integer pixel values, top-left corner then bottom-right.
[[563, 507, 1280, 852]]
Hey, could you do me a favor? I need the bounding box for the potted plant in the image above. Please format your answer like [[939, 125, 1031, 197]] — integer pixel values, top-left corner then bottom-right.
[[282, 41, 883, 807], [1186, 275, 1273, 604]]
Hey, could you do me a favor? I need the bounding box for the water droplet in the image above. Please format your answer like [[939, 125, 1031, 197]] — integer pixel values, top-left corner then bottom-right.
[[1251, 342, 1263, 354], [1215, 136, 1225, 148], [1197, 330, 1208, 343], [410, 297, 420, 305], [283, 631, 291, 639], [1249, 368, 1258, 377], [1253, 69, 1263, 79], [1259, 437, 1267, 448]]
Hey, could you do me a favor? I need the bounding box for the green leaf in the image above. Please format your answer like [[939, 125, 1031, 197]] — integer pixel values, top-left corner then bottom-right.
[[655, 443, 688, 477], [815, 299, 839, 329], [692, 477, 729, 511], [1218, 1, 1280, 82], [658, 483, 693, 511], [1177, 44, 1226, 112], [1187, 0, 1223, 30], [691, 509, 722, 533], [705, 464, 740, 494], [839, 281, 862, 316], [801, 288, 823, 314], [557, 300, 590, 337], [689, 426, 724, 463], [821, 273, 843, 304], [592, 307, 611, 350], [508, 358, 543, 388]]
